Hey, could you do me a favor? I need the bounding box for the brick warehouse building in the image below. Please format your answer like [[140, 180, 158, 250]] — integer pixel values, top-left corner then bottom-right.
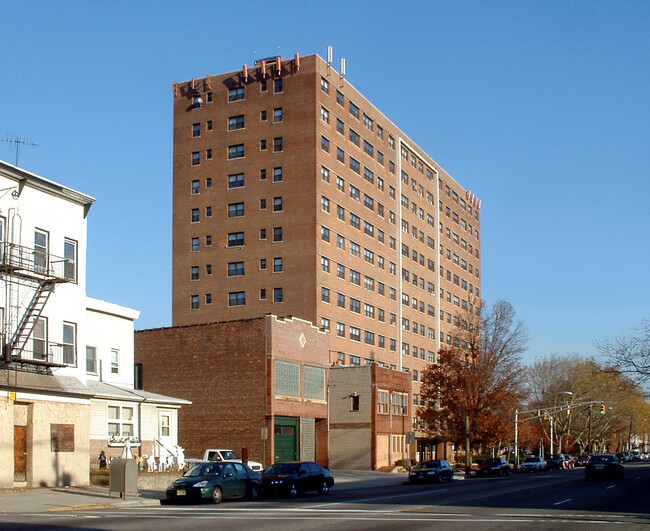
[[135, 315, 330, 467], [169, 52, 482, 459]]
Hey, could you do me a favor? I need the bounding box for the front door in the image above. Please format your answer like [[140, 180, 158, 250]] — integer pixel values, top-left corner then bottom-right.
[[158, 411, 172, 458], [274, 416, 299, 462], [14, 426, 26, 482]]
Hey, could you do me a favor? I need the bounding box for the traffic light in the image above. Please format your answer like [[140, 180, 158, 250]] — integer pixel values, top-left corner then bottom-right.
[[600, 403, 606, 415]]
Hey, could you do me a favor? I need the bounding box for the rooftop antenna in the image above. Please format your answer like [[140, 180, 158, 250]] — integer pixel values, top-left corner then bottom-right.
[[1, 136, 38, 167], [340, 58, 346, 87], [327, 45, 333, 75]]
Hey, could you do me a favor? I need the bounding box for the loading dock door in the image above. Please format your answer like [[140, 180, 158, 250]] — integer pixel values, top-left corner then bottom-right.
[[274, 417, 299, 463]]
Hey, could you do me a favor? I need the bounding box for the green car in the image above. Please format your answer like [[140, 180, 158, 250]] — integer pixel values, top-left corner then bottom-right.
[[165, 462, 262, 504]]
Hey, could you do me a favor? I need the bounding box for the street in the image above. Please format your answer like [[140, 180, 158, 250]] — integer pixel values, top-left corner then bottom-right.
[[2, 462, 649, 530]]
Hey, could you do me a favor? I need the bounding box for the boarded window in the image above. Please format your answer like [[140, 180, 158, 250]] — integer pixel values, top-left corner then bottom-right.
[[51, 424, 74, 452], [275, 360, 300, 398]]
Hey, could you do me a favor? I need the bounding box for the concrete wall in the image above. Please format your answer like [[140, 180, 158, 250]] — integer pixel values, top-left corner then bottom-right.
[[0, 397, 14, 487]]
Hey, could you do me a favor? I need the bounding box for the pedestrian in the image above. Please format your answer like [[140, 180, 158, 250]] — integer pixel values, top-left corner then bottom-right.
[[99, 450, 107, 469]]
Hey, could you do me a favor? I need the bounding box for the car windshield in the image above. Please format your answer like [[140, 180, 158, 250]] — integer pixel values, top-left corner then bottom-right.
[[416, 460, 441, 469], [590, 455, 614, 463], [264, 463, 300, 475], [483, 459, 501, 465], [184, 463, 225, 477]]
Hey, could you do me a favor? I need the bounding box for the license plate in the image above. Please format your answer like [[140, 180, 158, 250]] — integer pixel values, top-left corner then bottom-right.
[[595, 465, 604, 470], [176, 489, 186, 496]]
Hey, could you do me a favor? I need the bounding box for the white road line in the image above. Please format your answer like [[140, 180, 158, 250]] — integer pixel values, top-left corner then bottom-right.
[[606, 485, 616, 490], [306, 488, 449, 508], [553, 498, 572, 506]]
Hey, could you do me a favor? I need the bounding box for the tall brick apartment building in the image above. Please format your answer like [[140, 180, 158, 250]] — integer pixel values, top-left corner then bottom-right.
[[170, 53, 481, 459]]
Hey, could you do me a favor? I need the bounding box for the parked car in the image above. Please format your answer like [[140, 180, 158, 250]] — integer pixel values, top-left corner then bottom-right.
[[520, 456, 547, 472], [545, 453, 568, 470], [565, 455, 576, 468], [165, 461, 261, 504], [584, 454, 624, 480], [262, 462, 334, 497], [408, 459, 454, 483], [476, 457, 510, 477], [185, 448, 264, 472], [576, 454, 591, 467]]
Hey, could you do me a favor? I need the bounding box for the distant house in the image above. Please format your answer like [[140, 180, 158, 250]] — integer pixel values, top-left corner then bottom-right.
[[0, 160, 188, 488]]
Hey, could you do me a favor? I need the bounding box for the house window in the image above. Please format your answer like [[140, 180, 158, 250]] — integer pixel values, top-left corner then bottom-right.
[[229, 291, 246, 306], [227, 262, 244, 277], [62, 322, 76, 366], [34, 229, 48, 273], [228, 144, 245, 159], [110, 349, 119, 374], [228, 115, 245, 130], [63, 238, 77, 282], [32, 317, 47, 360], [377, 390, 389, 414], [86, 346, 97, 374], [228, 87, 244, 101], [273, 287, 283, 303], [107, 405, 134, 438]]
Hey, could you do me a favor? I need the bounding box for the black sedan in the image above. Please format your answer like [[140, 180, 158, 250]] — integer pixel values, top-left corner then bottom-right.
[[576, 454, 591, 467], [165, 461, 262, 504], [408, 459, 454, 483], [584, 454, 624, 480], [476, 457, 511, 477], [262, 461, 334, 497]]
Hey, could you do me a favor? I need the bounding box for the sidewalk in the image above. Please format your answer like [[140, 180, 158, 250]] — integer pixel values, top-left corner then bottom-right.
[[0, 470, 410, 514]]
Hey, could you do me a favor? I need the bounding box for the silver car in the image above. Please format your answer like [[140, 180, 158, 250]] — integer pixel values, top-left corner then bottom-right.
[[520, 456, 547, 472]]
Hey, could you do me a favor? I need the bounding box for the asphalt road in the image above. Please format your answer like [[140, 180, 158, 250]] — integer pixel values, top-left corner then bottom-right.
[[3, 462, 649, 530]]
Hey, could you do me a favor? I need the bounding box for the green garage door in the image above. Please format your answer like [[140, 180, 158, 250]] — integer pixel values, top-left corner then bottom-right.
[[274, 416, 299, 462]]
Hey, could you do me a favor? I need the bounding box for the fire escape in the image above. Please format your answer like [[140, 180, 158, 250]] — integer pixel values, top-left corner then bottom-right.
[[0, 241, 72, 371]]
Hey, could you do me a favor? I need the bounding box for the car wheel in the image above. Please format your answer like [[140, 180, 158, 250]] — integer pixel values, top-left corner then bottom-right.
[[448, 473, 454, 482], [319, 481, 330, 495], [434, 474, 442, 484], [499, 468, 506, 477], [211, 487, 223, 504], [248, 486, 259, 501], [288, 483, 298, 498], [505, 468, 510, 476]]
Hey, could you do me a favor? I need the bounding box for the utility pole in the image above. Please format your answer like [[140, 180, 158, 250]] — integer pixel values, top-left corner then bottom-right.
[[588, 404, 592, 454]]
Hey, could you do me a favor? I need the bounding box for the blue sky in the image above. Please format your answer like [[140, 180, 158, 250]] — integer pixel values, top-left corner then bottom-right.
[[2, 1, 648, 365]]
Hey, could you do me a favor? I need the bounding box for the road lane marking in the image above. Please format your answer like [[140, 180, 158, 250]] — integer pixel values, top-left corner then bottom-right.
[[553, 498, 572, 506], [307, 489, 450, 507], [605, 485, 616, 489]]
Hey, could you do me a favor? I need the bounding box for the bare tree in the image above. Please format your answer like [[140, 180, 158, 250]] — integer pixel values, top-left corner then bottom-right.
[[596, 319, 650, 388]]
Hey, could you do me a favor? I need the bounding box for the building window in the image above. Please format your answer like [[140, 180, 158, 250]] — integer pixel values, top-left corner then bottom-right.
[[321, 226, 330, 242], [336, 90, 344, 105], [228, 173, 244, 188], [377, 390, 389, 414], [391, 392, 408, 416], [192, 152, 200, 165], [321, 287, 330, 303], [190, 294, 199, 309], [350, 298, 360, 313], [349, 101, 359, 119], [321, 106, 329, 123], [191, 266, 199, 280], [192, 123, 201, 137], [273, 197, 283, 212], [206, 120, 213, 131], [337, 293, 345, 308], [110, 349, 119, 374], [228, 202, 245, 217], [321, 77, 329, 93], [349, 157, 360, 174], [336, 323, 345, 337], [321, 136, 330, 152], [273, 257, 283, 272], [260, 289, 267, 300], [337, 148, 345, 163], [260, 139, 267, 150], [350, 395, 360, 411], [229, 291, 246, 306], [86, 346, 97, 374], [206, 177, 212, 188], [274, 78, 283, 93], [260, 259, 267, 270], [227, 232, 245, 246], [273, 167, 283, 182], [63, 238, 77, 282], [321, 196, 330, 212], [273, 227, 283, 242], [273, 137, 283, 152], [304, 366, 325, 401], [229, 87, 244, 101], [108, 405, 134, 438], [349, 327, 361, 342], [228, 144, 244, 159], [273, 287, 283, 303], [62, 322, 76, 366], [191, 237, 199, 251], [32, 317, 47, 360], [260, 198, 266, 210], [191, 180, 200, 194], [349, 129, 360, 146], [275, 360, 300, 398], [228, 115, 245, 130], [261, 110, 267, 121], [228, 261, 244, 277], [191, 208, 199, 222], [274, 108, 283, 122]]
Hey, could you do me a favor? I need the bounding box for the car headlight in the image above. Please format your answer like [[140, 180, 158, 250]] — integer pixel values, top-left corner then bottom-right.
[[193, 480, 208, 488]]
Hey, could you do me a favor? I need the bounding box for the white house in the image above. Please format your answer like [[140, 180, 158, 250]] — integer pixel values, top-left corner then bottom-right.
[[0, 160, 188, 488]]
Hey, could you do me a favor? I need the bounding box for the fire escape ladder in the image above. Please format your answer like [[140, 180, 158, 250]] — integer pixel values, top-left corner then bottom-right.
[[9, 280, 56, 357]]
